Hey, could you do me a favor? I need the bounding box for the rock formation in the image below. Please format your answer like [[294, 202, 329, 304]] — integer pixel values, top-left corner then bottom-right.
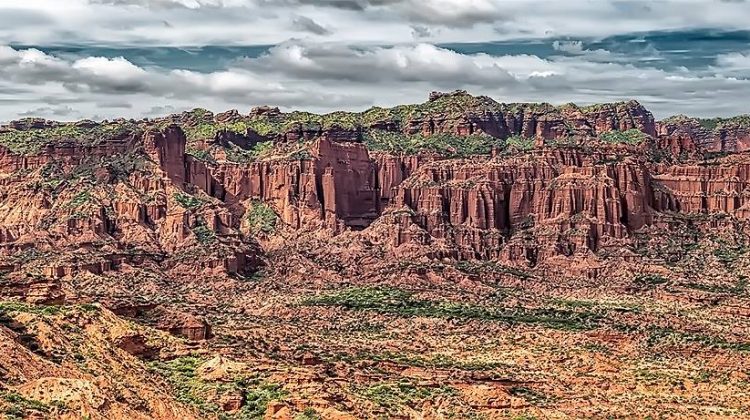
[[1, 91, 748, 277]]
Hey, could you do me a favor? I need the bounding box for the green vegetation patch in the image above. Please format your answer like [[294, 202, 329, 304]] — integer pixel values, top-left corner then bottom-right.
[[186, 140, 278, 164], [302, 287, 602, 331], [0, 302, 65, 317], [713, 241, 748, 267], [697, 115, 750, 131], [505, 135, 535, 152], [246, 201, 278, 235], [683, 277, 747, 295], [149, 356, 286, 420], [633, 273, 669, 288], [294, 408, 321, 420], [1, 391, 66, 419], [364, 131, 502, 157], [64, 191, 93, 209], [192, 222, 217, 245], [358, 380, 456, 410], [0, 122, 140, 155], [599, 129, 647, 145], [646, 327, 750, 353], [332, 350, 507, 372], [174, 192, 205, 211]]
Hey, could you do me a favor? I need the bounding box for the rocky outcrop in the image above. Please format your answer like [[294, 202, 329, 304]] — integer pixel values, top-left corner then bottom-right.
[[143, 125, 186, 185], [656, 116, 750, 153], [383, 146, 750, 264], [373, 153, 431, 211], [313, 139, 379, 229], [157, 311, 212, 341], [394, 92, 657, 140]]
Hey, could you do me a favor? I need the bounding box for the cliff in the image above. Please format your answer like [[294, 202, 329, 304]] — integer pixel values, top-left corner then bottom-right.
[[1, 91, 750, 281]]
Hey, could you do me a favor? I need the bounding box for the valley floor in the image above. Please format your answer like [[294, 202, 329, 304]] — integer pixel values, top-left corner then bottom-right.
[[5, 228, 748, 419]]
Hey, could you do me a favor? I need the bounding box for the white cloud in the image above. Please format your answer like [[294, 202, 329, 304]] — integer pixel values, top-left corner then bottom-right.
[[2, 41, 750, 123], [1, 1, 750, 122], [715, 51, 750, 73], [247, 42, 517, 86], [1, 1, 750, 45]]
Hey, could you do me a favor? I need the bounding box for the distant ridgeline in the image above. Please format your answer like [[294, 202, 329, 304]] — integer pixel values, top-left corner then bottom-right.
[[1, 90, 749, 162]]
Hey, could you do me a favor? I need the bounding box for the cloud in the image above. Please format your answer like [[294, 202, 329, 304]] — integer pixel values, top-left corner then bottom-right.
[[397, 0, 505, 27], [271, 0, 505, 27], [410, 25, 432, 39], [4, 13, 750, 123], [19, 105, 78, 117], [246, 42, 517, 86], [292, 16, 331, 35], [715, 51, 750, 76], [1, 1, 747, 46], [144, 104, 177, 116], [0, 44, 375, 120], [88, 0, 225, 9], [553, 40, 585, 54], [97, 100, 134, 108], [0, 8, 54, 26]]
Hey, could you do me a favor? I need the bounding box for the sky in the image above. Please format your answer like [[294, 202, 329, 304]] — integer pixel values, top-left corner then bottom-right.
[[1, 0, 750, 122]]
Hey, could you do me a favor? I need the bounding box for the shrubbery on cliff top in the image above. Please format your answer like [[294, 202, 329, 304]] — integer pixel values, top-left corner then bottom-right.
[[599, 129, 647, 144], [364, 131, 502, 157], [0, 123, 139, 155]]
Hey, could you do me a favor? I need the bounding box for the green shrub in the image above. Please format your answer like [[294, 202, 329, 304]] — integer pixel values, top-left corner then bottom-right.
[[0, 302, 64, 316], [174, 192, 204, 211], [64, 191, 93, 209], [505, 135, 535, 151], [148, 357, 286, 419], [646, 327, 750, 352], [0, 123, 140, 155], [1, 391, 62, 419], [364, 131, 501, 157], [633, 274, 668, 287], [246, 201, 278, 235], [186, 148, 215, 163], [509, 386, 554, 405], [599, 129, 647, 144], [295, 408, 321, 420], [192, 222, 217, 245], [302, 287, 602, 331], [360, 381, 456, 409]]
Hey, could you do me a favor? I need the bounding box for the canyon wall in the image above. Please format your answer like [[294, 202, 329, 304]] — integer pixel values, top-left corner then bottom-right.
[[3, 95, 750, 279]]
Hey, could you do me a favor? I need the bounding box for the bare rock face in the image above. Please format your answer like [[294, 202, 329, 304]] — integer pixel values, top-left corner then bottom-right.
[[373, 153, 430, 211], [143, 125, 187, 185], [187, 138, 381, 231], [313, 139, 379, 229], [157, 310, 212, 341], [114, 332, 158, 359], [386, 148, 640, 262]]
